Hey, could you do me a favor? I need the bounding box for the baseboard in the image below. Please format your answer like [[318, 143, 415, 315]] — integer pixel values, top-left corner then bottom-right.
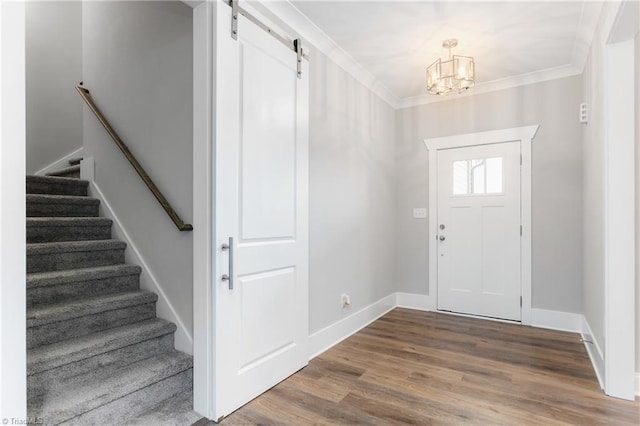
[[395, 292, 434, 311], [83, 159, 193, 354], [308, 293, 396, 360], [530, 308, 583, 333], [34, 146, 83, 176], [581, 316, 605, 390], [308, 295, 613, 396], [636, 373, 640, 396]]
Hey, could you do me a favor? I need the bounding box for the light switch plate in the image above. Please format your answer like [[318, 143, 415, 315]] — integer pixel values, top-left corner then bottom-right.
[[413, 208, 427, 219]]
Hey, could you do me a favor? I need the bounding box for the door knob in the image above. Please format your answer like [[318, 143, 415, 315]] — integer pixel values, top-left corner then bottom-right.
[[439, 235, 446, 241]]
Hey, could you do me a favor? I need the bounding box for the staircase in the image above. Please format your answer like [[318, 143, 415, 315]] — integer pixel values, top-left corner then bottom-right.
[[26, 160, 201, 425]]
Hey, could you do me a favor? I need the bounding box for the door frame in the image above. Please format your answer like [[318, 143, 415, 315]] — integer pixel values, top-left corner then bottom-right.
[[602, 0, 638, 400], [423, 125, 538, 325], [0, 1, 27, 419]]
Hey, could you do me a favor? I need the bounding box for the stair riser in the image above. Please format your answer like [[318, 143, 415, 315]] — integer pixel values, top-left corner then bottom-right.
[[27, 274, 140, 307], [27, 181, 87, 197], [27, 224, 111, 244], [27, 249, 125, 273], [48, 170, 80, 179], [27, 202, 99, 218], [28, 334, 174, 399], [61, 369, 193, 426], [28, 302, 156, 348]]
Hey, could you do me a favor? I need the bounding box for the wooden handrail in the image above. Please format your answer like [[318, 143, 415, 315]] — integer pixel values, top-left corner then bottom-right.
[[76, 86, 193, 231]]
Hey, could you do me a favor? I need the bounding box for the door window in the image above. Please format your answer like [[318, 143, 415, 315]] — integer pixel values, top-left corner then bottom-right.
[[452, 157, 503, 195]]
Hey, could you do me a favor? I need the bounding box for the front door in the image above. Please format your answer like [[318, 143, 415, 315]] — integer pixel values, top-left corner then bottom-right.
[[215, 5, 309, 419], [436, 142, 521, 321]]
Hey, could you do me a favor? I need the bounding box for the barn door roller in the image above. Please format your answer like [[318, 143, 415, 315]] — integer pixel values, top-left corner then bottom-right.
[[227, 0, 307, 78], [231, 0, 238, 39]]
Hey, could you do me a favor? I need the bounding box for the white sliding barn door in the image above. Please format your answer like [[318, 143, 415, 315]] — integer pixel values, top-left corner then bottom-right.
[[215, 6, 309, 419], [437, 142, 521, 321]]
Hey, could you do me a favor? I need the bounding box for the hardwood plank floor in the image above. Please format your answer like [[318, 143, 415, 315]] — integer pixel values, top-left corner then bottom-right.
[[216, 309, 640, 425]]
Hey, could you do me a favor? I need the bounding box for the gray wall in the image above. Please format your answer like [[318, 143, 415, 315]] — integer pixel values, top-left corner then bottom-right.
[[82, 2, 193, 340], [308, 51, 397, 334], [395, 75, 584, 313], [26, 1, 82, 174], [581, 2, 615, 356]]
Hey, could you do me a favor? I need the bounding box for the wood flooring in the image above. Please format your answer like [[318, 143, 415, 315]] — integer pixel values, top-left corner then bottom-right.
[[209, 308, 640, 425]]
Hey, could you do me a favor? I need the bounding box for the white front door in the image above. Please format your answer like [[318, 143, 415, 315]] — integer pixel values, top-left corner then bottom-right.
[[436, 142, 521, 321], [215, 6, 309, 419]]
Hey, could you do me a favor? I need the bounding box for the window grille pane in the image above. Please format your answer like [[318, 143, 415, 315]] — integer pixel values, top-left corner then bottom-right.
[[486, 157, 503, 193], [453, 161, 469, 194]]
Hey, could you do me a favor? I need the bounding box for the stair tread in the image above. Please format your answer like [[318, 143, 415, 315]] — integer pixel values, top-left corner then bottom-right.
[[27, 290, 158, 327], [27, 194, 99, 205], [27, 217, 112, 227], [27, 175, 88, 185], [125, 389, 202, 426], [28, 351, 193, 422], [28, 318, 176, 375], [68, 157, 83, 166], [46, 164, 81, 177], [27, 239, 126, 255], [27, 264, 141, 288]]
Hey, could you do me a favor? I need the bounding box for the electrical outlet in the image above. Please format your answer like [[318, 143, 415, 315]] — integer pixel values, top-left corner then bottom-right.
[[341, 294, 351, 308]]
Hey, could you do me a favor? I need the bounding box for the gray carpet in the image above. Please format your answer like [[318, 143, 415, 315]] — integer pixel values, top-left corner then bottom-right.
[[26, 164, 199, 425]]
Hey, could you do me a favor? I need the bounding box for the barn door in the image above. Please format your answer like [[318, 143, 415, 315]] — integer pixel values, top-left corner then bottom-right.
[[215, 3, 309, 419]]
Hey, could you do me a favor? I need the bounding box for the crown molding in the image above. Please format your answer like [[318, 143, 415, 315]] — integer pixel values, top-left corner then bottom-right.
[[571, 1, 604, 72], [254, 0, 400, 109], [252, 0, 594, 111], [396, 64, 582, 110]]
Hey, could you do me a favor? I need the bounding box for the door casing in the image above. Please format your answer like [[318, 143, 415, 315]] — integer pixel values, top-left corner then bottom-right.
[[424, 125, 538, 325]]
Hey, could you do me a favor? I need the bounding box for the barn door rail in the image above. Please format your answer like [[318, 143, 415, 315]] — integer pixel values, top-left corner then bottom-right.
[[227, 0, 307, 78], [75, 85, 193, 232]]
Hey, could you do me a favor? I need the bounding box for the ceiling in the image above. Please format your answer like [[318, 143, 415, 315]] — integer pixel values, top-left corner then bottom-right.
[[288, 1, 603, 106]]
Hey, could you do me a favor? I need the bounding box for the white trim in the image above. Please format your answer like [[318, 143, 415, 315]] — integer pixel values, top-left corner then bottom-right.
[[0, 1, 27, 419], [192, 0, 215, 419], [397, 65, 581, 109], [424, 125, 538, 325], [310, 292, 610, 396], [84, 164, 193, 355], [34, 146, 83, 176], [636, 373, 640, 396], [395, 292, 434, 312], [254, 1, 599, 110], [308, 293, 396, 360], [582, 316, 605, 390], [571, 0, 605, 73], [256, 0, 399, 109], [603, 36, 636, 401], [180, 0, 203, 8], [530, 308, 583, 333]]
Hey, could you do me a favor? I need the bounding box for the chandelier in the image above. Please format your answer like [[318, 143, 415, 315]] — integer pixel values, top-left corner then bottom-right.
[[426, 39, 475, 95]]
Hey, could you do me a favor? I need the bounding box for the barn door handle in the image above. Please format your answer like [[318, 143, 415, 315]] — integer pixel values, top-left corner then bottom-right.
[[221, 237, 234, 290]]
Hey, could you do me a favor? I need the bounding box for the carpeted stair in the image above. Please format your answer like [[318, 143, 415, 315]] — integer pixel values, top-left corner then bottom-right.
[[26, 159, 201, 425], [45, 157, 82, 179]]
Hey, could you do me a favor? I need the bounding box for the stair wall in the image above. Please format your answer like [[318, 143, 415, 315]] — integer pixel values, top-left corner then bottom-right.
[[86, 176, 193, 354], [81, 1, 194, 352]]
